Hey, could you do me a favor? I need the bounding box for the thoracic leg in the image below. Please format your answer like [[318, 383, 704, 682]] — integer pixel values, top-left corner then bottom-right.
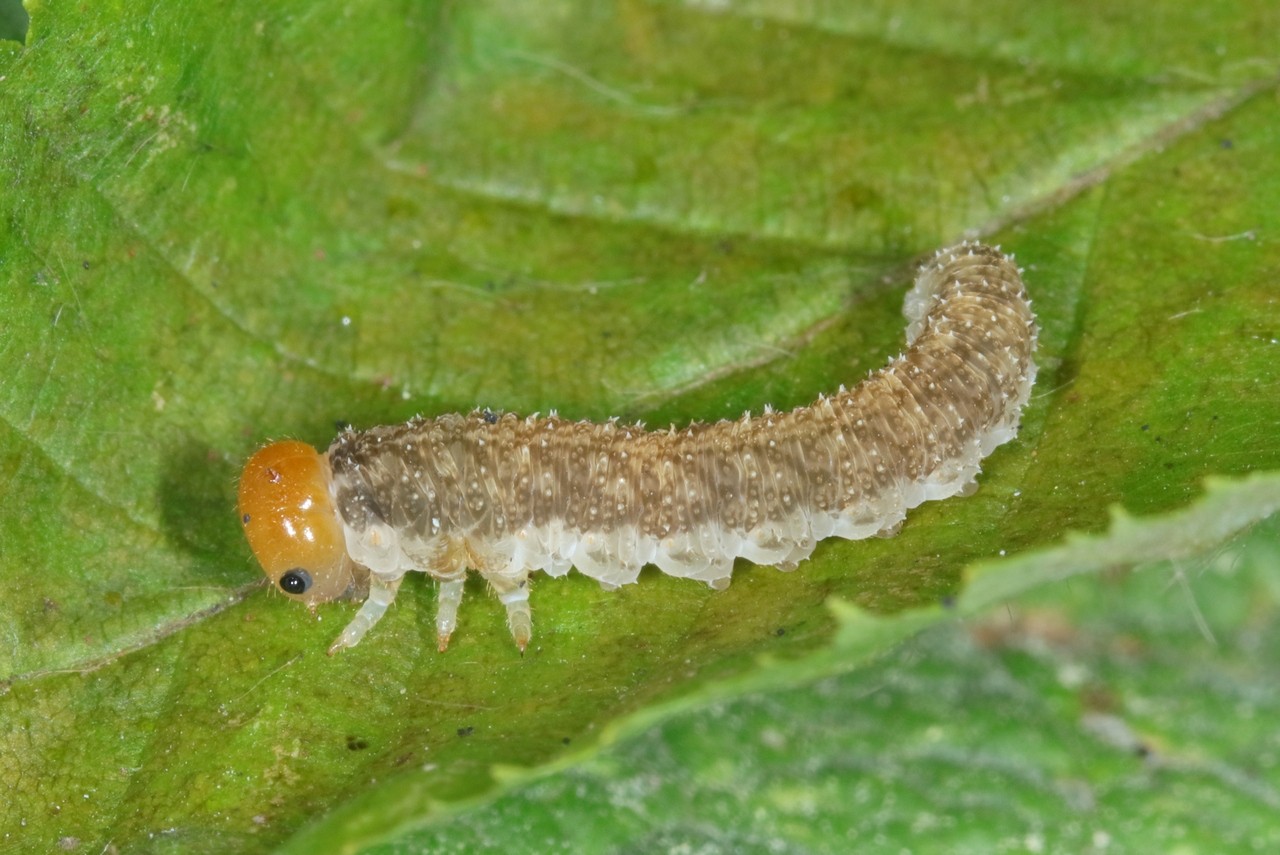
[[486, 573, 532, 652], [435, 576, 466, 652], [328, 574, 403, 655]]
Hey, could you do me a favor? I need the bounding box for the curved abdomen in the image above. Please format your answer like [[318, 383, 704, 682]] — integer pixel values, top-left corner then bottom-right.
[[325, 243, 1037, 590]]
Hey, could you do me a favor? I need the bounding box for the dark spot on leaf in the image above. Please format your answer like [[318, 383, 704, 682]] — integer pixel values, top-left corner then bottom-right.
[[457, 726, 474, 737], [346, 735, 369, 751], [834, 180, 884, 212], [631, 152, 658, 184]]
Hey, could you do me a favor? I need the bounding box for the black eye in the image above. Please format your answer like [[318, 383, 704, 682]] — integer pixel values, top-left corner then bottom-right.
[[279, 569, 312, 595]]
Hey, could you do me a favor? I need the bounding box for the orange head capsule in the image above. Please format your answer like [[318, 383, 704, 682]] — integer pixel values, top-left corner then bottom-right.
[[237, 440, 365, 605]]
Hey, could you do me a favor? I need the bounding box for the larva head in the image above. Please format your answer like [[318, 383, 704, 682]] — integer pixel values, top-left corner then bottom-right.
[[238, 440, 360, 606]]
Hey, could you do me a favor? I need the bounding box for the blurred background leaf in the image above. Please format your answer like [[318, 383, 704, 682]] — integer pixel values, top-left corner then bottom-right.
[[1, 1, 1277, 852]]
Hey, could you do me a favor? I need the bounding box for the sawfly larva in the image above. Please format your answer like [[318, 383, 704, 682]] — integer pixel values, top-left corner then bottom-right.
[[238, 242, 1038, 654]]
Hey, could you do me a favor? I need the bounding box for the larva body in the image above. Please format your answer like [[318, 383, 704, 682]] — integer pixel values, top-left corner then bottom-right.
[[238, 243, 1037, 653]]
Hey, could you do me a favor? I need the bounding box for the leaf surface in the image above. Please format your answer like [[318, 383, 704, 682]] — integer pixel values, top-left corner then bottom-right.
[[1, 1, 1277, 851]]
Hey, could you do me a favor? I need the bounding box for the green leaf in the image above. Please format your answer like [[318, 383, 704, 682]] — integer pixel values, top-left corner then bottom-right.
[[1, 1, 1277, 852]]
